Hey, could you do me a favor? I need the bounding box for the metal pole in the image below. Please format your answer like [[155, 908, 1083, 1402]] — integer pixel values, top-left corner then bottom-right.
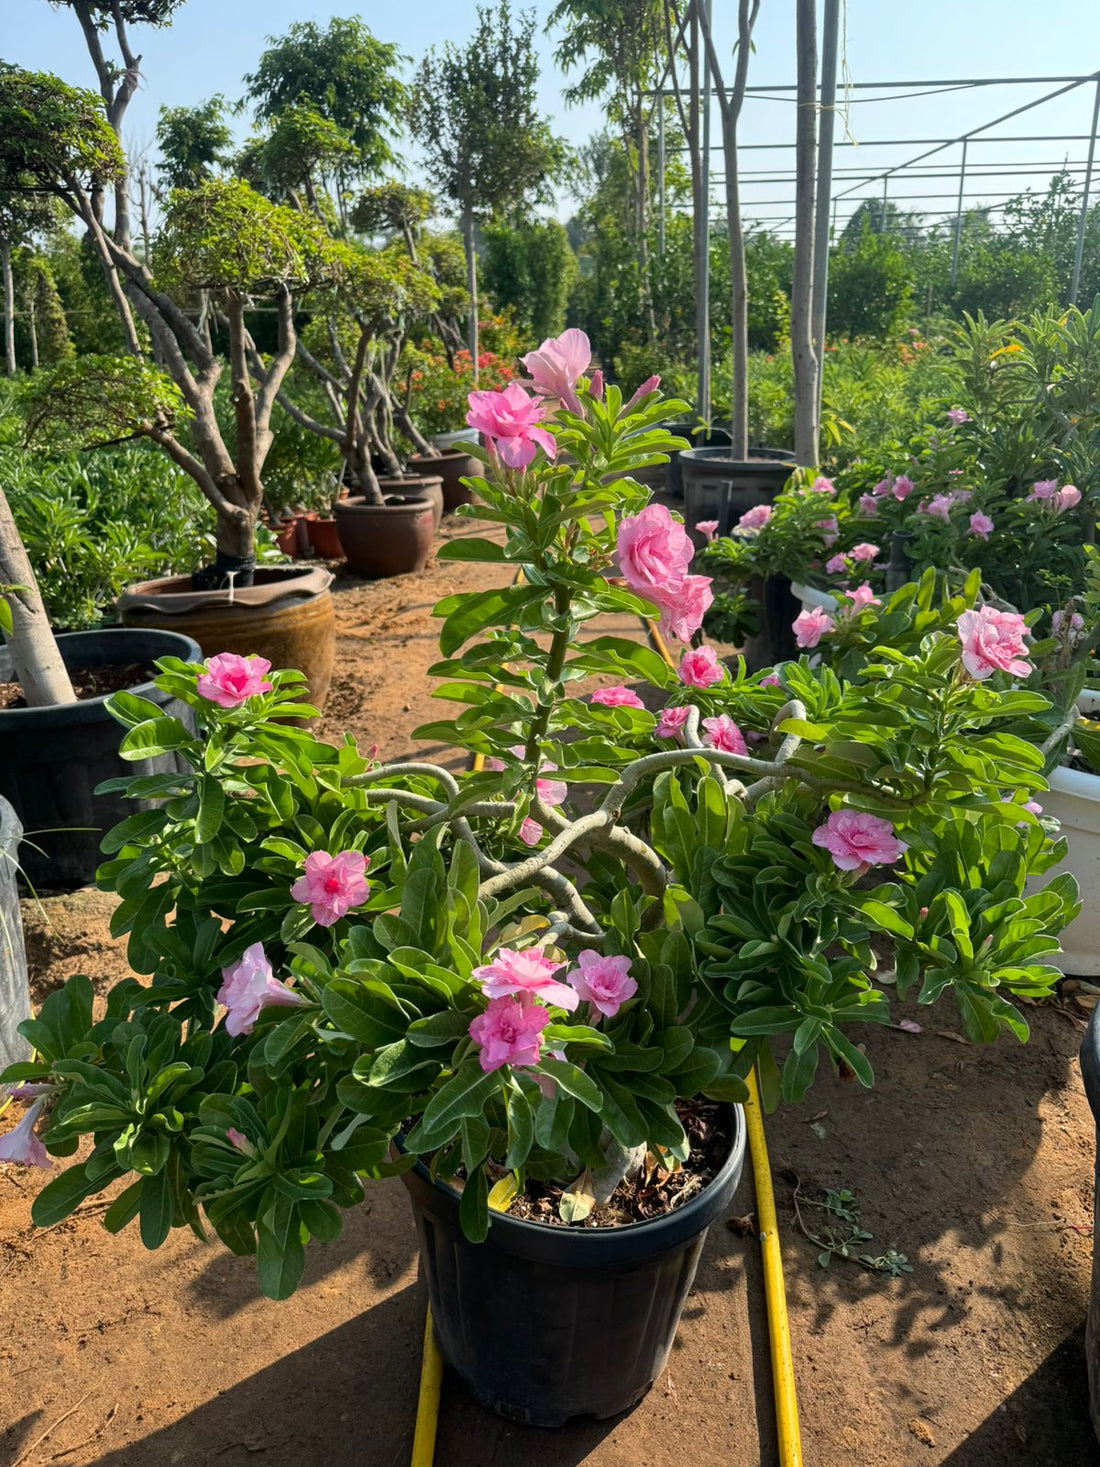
[[812, 0, 840, 433], [880, 175, 888, 232], [1070, 78, 1100, 305], [657, 91, 666, 256], [699, 0, 712, 427], [950, 138, 968, 286]]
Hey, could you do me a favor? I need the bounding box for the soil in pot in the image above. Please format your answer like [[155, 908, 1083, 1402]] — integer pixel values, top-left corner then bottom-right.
[[402, 1099, 745, 1426], [117, 565, 337, 714], [406, 450, 480, 512], [0, 661, 156, 709], [305, 516, 345, 560], [335, 495, 435, 580], [0, 628, 201, 891]]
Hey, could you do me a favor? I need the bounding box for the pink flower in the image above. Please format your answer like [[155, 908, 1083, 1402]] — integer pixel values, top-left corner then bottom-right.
[[486, 745, 565, 845], [850, 542, 879, 563], [969, 511, 994, 540], [701, 714, 747, 755], [736, 504, 772, 533], [815, 516, 839, 546], [654, 574, 714, 644], [591, 685, 645, 709], [1023, 799, 1043, 816], [226, 1128, 250, 1152], [871, 477, 892, 498], [9, 1083, 54, 1100], [466, 382, 556, 469], [623, 375, 661, 413], [566, 951, 638, 1020], [291, 849, 371, 927], [810, 476, 835, 495], [678, 646, 724, 688], [469, 994, 551, 1073], [472, 947, 578, 1011], [1057, 485, 1082, 512], [617, 504, 694, 600], [793, 606, 835, 648], [655, 704, 693, 739], [844, 582, 881, 615], [0, 1100, 50, 1169], [812, 809, 907, 872], [216, 943, 305, 1037], [589, 368, 604, 401], [197, 653, 273, 708], [520, 328, 592, 415], [695, 519, 719, 542], [858, 494, 879, 516], [825, 553, 850, 576], [891, 475, 914, 502], [1029, 479, 1058, 501], [919, 494, 954, 523], [1052, 609, 1085, 642], [760, 673, 781, 688], [946, 408, 970, 425], [956, 607, 1032, 680]]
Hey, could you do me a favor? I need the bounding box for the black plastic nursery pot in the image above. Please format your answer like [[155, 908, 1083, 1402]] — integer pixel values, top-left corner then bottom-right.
[[0, 628, 201, 891], [1079, 1008, 1100, 1441], [742, 573, 801, 673], [681, 446, 795, 547], [664, 425, 733, 499], [401, 1103, 746, 1427]]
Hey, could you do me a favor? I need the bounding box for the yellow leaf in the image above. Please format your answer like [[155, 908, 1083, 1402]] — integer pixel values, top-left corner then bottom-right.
[[488, 1173, 520, 1213]]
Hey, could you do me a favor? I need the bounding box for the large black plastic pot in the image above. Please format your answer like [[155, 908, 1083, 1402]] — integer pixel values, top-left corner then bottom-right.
[[681, 447, 795, 547], [402, 1103, 746, 1426], [664, 425, 732, 499], [0, 628, 201, 890], [742, 573, 800, 672], [0, 795, 30, 1074], [1079, 1008, 1100, 1440]]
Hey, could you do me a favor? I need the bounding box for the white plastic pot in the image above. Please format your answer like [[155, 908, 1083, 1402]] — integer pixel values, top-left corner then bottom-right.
[[1042, 692, 1100, 976], [790, 582, 839, 616]]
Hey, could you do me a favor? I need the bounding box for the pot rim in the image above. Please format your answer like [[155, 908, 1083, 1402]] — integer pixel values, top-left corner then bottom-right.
[[335, 495, 434, 515], [117, 564, 334, 614], [404, 1100, 746, 1264], [680, 446, 795, 468], [0, 628, 201, 725], [408, 448, 477, 464]]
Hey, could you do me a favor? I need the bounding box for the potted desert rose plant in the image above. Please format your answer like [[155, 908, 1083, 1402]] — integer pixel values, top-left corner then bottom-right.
[[0, 338, 1078, 1427]]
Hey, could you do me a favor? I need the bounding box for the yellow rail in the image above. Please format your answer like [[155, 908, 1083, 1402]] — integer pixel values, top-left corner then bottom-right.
[[410, 1308, 444, 1467]]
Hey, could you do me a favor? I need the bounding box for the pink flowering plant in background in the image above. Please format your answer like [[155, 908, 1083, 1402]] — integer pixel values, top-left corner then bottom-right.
[[1, 330, 1079, 1294]]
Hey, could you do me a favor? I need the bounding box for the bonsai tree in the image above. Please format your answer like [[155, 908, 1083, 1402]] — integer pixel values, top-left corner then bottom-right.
[[271, 240, 441, 499], [410, 1, 565, 377], [18, 168, 341, 573]]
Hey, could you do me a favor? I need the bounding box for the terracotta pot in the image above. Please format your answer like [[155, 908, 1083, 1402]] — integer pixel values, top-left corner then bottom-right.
[[117, 565, 336, 713], [378, 474, 443, 531], [274, 518, 300, 556], [406, 451, 480, 512], [305, 516, 345, 560], [296, 513, 316, 557], [334, 495, 434, 579]]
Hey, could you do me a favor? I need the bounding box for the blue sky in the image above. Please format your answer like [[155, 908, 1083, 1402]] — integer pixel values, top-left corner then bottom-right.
[[2, 0, 1098, 233]]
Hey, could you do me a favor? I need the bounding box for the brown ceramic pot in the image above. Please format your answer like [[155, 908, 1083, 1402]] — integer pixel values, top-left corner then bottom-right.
[[274, 518, 300, 556], [334, 495, 434, 579], [305, 516, 345, 560], [406, 451, 480, 512], [378, 474, 444, 531], [117, 565, 336, 712]]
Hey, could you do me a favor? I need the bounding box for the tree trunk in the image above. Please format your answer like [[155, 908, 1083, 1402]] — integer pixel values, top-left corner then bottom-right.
[[463, 210, 479, 384], [2, 241, 15, 377], [636, 105, 658, 344], [723, 110, 749, 459], [791, 0, 819, 467], [0, 486, 76, 706]]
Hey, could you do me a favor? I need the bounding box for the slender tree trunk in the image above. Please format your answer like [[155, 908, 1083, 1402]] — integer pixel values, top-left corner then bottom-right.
[[2, 241, 14, 377], [636, 105, 658, 343], [463, 209, 479, 384], [791, 0, 819, 466], [27, 295, 38, 371], [0, 487, 76, 706]]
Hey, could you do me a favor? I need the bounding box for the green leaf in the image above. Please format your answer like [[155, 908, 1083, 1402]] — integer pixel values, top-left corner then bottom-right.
[[257, 1192, 305, 1300], [436, 537, 507, 563], [31, 1161, 104, 1227], [406, 1061, 502, 1150], [536, 1057, 602, 1110], [196, 779, 225, 844], [459, 1163, 490, 1242], [139, 1166, 173, 1249], [119, 717, 191, 760]]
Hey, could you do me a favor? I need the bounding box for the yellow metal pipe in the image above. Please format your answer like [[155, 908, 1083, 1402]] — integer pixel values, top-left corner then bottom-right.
[[411, 1307, 445, 1467]]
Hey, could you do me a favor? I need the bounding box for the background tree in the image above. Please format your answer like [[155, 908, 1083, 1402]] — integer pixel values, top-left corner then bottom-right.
[[410, 1, 564, 376], [482, 218, 578, 341], [0, 193, 59, 374], [18, 254, 74, 368], [550, 0, 665, 342], [155, 96, 232, 190]]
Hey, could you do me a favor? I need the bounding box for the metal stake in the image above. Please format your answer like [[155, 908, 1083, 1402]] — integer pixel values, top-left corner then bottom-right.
[[811, 0, 840, 433], [657, 91, 666, 256], [950, 139, 968, 286], [1070, 78, 1100, 305]]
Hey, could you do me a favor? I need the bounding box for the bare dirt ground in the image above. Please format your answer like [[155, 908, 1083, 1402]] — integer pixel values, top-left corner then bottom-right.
[[3, 515, 1098, 1467]]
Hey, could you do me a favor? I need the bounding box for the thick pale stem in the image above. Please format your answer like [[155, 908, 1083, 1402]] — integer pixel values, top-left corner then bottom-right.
[[0, 486, 76, 706]]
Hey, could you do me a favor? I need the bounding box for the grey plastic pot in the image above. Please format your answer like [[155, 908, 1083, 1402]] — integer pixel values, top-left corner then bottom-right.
[[401, 1103, 746, 1426], [0, 796, 30, 1075], [0, 627, 201, 890]]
